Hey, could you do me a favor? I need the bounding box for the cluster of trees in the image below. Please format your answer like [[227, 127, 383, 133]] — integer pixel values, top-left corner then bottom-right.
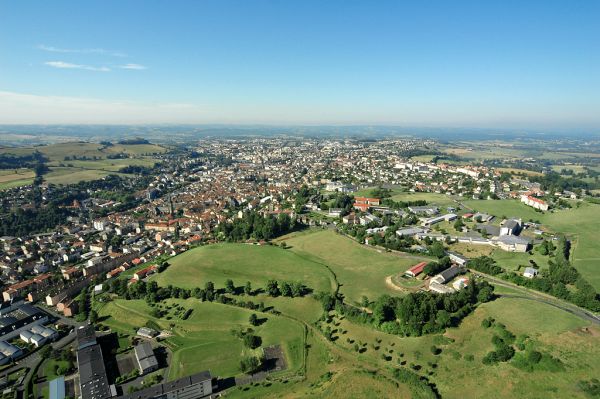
[[216, 211, 295, 241], [265, 279, 309, 297], [118, 138, 150, 144], [380, 198, 428, 210], [118, 165, 155, 175], [316, 280, 495, 337], [530, 171, 589, 193], [105, 279, 273, 315], [423, 256, 451, 276], [0, 152, 47, 169], [393, 368, 439, 399], [468, 256, 503, 275], [320, 193, 353, 214], [0, 204, 73, 237], [240, 354, 263, 374], [294, 185, 317, 212], [481, 320, 515, 365], [75, 287, 90, 322]]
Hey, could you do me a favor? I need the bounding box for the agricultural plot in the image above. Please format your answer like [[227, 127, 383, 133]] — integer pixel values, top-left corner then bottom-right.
[[0, 168, 34, 189], [0, 142, 167, 188]]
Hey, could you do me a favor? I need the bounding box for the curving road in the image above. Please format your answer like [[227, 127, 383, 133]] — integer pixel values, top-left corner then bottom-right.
[[474, 272, 600, 325]]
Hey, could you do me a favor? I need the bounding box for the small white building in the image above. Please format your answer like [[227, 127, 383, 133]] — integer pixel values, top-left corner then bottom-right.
[[523, 267, 539, 279], [452, 277, 470, 290]]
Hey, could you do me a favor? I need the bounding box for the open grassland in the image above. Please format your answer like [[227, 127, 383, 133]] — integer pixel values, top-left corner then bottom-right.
[[43, 167, 129, 185], [0, 168, 35, 189], [0, 142, 166, 188], [541, 202, 600, 290], [278, 229, 432, 303], [328, 295, 597, 399], [96, 298, 305, 379], [391, 191, 456, 207], [0, 142, 166, 161], [151, 243, 335, 293], [462, 198, 544, 221]]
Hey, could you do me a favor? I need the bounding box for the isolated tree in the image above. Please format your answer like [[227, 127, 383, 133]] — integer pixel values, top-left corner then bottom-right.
[[249, 313, 259, 326]]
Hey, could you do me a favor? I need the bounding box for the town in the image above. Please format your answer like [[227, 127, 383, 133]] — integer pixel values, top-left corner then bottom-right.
[[0, 136, 599, 399]]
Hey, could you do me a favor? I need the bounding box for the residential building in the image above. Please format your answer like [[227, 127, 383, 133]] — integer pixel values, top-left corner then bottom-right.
[[523, 267, 539, 278], [521, 195, 549, 211]]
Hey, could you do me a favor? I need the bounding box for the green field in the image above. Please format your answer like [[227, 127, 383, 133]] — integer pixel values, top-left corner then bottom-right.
[[462, 198, 544, 221], [0, 142, 166, 188], [542, 202, 600, 290], [0, 168, 35, 189], [328, 295, 598, 399], [105, 228, 600, 398], [96, 298, 305, 379], [278, 229, 432, 303], [0, 142, 166, 161], [151, 243, 335, 294]]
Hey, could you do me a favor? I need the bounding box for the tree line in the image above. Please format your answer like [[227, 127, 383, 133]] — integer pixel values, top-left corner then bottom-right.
[[315, 280, 495, 337]]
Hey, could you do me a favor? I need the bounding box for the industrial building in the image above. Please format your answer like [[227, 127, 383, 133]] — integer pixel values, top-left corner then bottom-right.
[[76, 325, 112, 399], [134, 342, 159, 375], [118, 370, 212, 399], [0, 302, 49, 341]]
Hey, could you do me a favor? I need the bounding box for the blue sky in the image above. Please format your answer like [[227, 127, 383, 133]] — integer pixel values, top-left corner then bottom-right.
[[1, 0, 599, 128]]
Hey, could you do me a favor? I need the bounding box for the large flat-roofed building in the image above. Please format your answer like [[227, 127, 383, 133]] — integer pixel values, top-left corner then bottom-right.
[[49, 376, 66, 399], [0, 303, 49, 341], [119, 370, 212, 399], [134, 342, 159, 375], [76, 325, 111, 399]]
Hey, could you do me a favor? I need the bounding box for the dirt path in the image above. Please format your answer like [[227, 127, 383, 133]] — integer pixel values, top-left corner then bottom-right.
[[384, 275, 405, 292]]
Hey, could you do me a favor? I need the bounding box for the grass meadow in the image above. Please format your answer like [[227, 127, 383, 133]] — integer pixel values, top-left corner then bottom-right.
[[96, 298, 305, 379]]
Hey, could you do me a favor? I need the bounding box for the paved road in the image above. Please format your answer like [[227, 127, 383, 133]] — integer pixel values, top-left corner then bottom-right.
[[475, 272, 600, 325]]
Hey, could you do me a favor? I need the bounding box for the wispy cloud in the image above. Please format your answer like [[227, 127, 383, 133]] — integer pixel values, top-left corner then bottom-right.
[[45, 61, 111, 72], [119, 63, 147, 70], [38, 44, 127, 57]]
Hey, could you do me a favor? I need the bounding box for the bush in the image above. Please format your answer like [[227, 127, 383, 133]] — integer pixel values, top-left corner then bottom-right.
[[240, 355, 263, 374], [243, 334, 262, 349]]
